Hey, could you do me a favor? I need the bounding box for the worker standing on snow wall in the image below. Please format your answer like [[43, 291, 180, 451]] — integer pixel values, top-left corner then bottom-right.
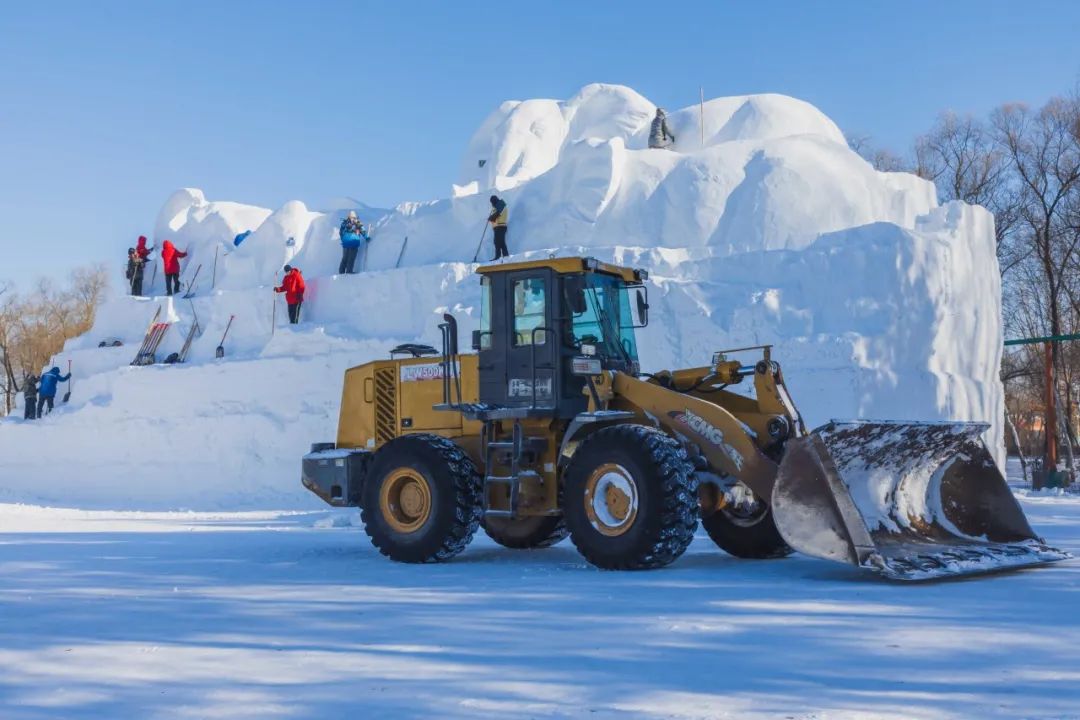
[[648, 108, 676, 149], [36, 366, 70, 416], [339, 211, 369, 274], [131, 235, 153, 296], [488, 195, 509, 260], [125, 248, 139, 294], [275, 265, 306, 324], [22, 373, 38, 420], [161, 240, 187, 296]]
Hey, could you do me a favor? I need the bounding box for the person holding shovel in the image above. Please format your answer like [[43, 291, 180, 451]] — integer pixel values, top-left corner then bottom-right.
[[36, 366, 70, 416], [487, 195, 509, 260]]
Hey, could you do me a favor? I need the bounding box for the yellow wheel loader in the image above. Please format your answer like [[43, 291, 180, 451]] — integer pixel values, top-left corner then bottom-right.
[[302, 257, 1068, 580]]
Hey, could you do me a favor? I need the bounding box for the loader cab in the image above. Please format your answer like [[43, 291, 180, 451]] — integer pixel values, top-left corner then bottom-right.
[[473, 257, 649, 418]]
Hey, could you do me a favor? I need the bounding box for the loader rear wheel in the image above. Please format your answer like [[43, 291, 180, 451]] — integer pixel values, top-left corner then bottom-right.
[[700, 482, 791, 559], [564, 425, 698, 570], [482, 515, 569, 549], [360, 434, 482, 563]]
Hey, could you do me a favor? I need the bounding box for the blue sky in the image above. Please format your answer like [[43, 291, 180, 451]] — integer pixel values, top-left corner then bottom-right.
[[2, 1, 1078, 287]]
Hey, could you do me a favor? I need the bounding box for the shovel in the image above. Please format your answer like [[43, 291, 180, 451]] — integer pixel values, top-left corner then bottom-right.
[[62, 359, 72, 403], [216, 315, 235, 359], [471, 223, 488, 263]]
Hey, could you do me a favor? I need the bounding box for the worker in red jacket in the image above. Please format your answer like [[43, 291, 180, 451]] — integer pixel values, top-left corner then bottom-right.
[[161, 240, 187, 296], [275, 265, 306, 324], [130, 235, 154, 296]]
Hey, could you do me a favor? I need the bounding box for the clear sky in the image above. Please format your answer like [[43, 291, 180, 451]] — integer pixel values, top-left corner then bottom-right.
[[2, 1, 1078, 288]]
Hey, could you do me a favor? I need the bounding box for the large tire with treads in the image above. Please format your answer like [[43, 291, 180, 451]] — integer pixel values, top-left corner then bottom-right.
[[360, 434, 482, 563], [563, 424, 698, 569], [482, 515, 568, 549], [701, 501, 792, 559]]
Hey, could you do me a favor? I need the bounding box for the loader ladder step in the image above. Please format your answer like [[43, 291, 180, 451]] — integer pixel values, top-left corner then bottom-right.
[[481, 420, 546, 517]]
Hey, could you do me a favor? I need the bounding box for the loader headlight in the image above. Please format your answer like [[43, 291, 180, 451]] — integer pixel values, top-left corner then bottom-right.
[[580, 343, 597, 356]]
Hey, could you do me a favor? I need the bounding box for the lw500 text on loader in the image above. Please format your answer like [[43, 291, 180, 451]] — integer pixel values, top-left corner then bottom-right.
[[302, 257, 1067, 580]]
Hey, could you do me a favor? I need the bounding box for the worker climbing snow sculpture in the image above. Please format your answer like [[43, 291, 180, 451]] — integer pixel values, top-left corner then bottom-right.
[[339, 211, 369, 274], [488, 195, 510, 260], [161, 240, 187, 296], [22, 373, 38, 420], [131, 236, 153, 296], [275, 265, 306, 324], [36, 366, 70, 416], [648, 108, 676, 150]]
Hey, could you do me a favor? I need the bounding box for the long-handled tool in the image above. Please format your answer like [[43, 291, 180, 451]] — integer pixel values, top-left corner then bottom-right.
[[62, 359, 72, 403], [216, 315, 235, 359], [211, 245, 219, 290], [271, 289, 277, 337], [360, 223, 374, 272], [471, 223, 488, 263], [183, 264, 203, 298], [395, 236, 409, 268]]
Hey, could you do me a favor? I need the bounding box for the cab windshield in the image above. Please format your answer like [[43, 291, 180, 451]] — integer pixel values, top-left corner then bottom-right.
[[568, 273, 640, 363]]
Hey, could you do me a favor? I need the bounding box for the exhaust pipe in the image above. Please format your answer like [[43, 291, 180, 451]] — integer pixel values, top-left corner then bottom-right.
[[772, 421, 1070, 580]]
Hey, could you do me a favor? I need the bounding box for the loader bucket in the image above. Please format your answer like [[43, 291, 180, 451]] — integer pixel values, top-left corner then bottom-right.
[[772, 421, 1069, 581]]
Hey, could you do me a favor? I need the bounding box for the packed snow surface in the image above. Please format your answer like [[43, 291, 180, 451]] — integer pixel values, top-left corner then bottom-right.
[[0, 464, 1076, 719], [1, 84, 1004, 509]]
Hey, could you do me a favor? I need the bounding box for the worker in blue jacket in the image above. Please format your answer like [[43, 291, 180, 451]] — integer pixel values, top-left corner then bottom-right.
[[339, 211, 370, 274], [36, 366, 70, 416]]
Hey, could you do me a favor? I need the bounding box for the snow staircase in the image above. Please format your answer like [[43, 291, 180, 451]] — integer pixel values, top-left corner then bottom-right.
[[482, 420, 547, 518]]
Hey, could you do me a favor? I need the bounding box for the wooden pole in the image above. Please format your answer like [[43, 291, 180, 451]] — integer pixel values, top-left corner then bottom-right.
[[1040, 341, 1058, 489], [700, 87, 705, 148]]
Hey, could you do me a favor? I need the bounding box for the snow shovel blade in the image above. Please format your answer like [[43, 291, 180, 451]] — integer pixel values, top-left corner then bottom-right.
[[772, 421, 1069, 581]]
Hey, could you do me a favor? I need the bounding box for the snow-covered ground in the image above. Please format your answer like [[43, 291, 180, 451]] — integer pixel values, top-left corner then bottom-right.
[[0, 464, 1076, 720]]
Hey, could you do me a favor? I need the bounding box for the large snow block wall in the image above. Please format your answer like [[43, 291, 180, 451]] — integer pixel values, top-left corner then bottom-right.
[[0, 84, 1004, 510]]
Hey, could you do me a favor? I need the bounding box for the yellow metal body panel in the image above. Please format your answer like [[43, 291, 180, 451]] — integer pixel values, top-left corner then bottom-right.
[[476, 257, 641, 282], [610, 372, 781, 502], [336, 354, 483, 453], [335, 351, 561, 517]]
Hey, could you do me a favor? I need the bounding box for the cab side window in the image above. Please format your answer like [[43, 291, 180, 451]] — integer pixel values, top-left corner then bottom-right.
[[478, 276, 493, 350], [513, 277, 547, 346]]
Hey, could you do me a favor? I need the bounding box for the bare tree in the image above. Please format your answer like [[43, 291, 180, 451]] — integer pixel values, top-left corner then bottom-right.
[[0, 265, 109, 414], [915, 111, 1022, 271], [993, 98, 1080, 337], [846, 132, 911, 172]]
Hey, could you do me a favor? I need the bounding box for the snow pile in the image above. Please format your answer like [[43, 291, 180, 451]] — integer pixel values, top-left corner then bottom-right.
[[0, 84, 1004, 510]]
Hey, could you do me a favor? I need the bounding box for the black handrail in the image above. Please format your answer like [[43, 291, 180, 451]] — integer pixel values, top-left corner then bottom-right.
[[441, 313, 462, 407], [530, 326, 557, 409], [438, 320, 452, 406]]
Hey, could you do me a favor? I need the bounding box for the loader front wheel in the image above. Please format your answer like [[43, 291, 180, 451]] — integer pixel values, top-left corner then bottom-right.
[[482, 515, 569, 549], [564, 425, 698, 570], [700, 482, 791, 559], [360, 434, 482, 563]]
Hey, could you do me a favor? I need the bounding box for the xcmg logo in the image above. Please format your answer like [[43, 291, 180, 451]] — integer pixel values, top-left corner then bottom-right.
[[670, 408, 745, 471]]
